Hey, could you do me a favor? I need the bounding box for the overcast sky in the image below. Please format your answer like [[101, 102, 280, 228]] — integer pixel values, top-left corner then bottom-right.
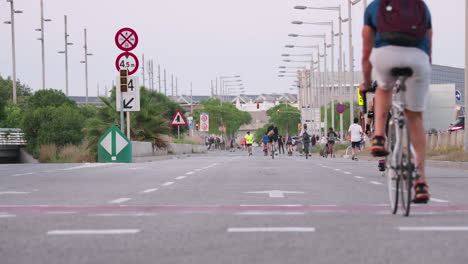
[[0, 0, 465, 97]]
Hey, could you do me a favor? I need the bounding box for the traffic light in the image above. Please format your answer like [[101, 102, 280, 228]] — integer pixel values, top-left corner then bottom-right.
[[119, 69, 129, 92], [195, 123, 199, 130], [277, 109, 281, 113], [256, 103, 260, 109]]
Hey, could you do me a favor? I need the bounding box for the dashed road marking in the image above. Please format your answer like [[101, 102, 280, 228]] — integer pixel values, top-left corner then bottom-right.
[[141, 188, 158, 194], [0, 214, 16, 218], [240, 204, 304, 207], [370, 181, 383, 185], [175, 176, 186, 180], [228, 227, 316, 233], [431, 198, 451, 203], [47, 229, 141, 235], [0, 191, 30, 195], [334, 169, 341, 171], [63, 163, 114, 171], [91, 213, 156, 217], [12, 172, 34, 177], [108, 198, 132, 204], [354, 176, 365, 179], [398, 226, 468, 232], [46, 212, 77, 215], [237, 211, 306, 216], [161, 182, 175, 187], [185, 172, 195, 175], [344, 172, 352, 175]]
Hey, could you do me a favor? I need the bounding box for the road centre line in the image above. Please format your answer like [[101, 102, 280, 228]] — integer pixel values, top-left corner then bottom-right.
[[240, 204, 304, 207], [354, 176, 365, 179], [185, 172, 195, 175], [47, 229, 141, 235], [334, 169, 341, 171], [161, 182, 175, 186], [141, 188, 158, 193], [344, 172, 352, 175], [108, 198, 132, 204], [398, 226, 468, 232], [0, 213, 16, 218], [0, 191, 30, 195], [12, 172, 34, 177], [228, 227, 316, 233], [370, 181, 383, 185], [237, 211, 306, 216], [46, 212, 77, 215], [431, 198, 450, 203], [91, 213, 156, 217], [175, 176, 186, 180]]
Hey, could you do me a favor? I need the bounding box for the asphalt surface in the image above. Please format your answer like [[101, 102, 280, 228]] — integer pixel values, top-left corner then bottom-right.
[[1, 149, 468, 264]]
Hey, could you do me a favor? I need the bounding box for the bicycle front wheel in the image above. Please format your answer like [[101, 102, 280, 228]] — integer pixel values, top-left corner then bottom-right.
[[386, 116, 400, 215], [400, 121, 414, 217]]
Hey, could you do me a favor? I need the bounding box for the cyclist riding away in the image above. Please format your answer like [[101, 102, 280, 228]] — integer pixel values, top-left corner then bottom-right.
[[262, 132, 269, 156], [244, 131, 254, 156], [327, 128, 338, 158], [360, 0, 432, 203], [300, 124, 312, 158], [286, 134, 293, 156], [348, 118, 364, 161], [266, 122, 279, 153]]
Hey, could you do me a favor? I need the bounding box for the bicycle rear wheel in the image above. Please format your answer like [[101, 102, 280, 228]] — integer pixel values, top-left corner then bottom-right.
[[386, 117, 399, 215], [400, 122, 414, 217]]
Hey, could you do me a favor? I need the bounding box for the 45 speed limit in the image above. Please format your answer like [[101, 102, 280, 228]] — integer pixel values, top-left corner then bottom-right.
[[115, 52, 140, 75]]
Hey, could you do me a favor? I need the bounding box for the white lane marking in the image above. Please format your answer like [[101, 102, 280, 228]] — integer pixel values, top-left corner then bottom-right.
[[344, 172, 352, 175], [91, 213, 156, 217], [63, 163, 114, 171], [0, 214, 16, 218], [334, 169, 341, 171], [128, 167, 145, 170], [194, 169, 202, 172], [240, 204, 304, 207], [354, 176, 365, 179], [398, 226, 468, 232], [161, 182, 175, 186], [430, 198, 451, 203], [370, 181, 383, 185], [108, 198, 131, 204], [237, 211, 306, 216], [185, 172, 195, 175], [228, 227, 316, 233], [141, 188, 158, 194], [46, 212, 77, 215], [12, 172, 34, 177], [175, 176, 186, 180], [47, 229, 141, 235], [245, 190, 305, 198], [0, 191, 30, 195]]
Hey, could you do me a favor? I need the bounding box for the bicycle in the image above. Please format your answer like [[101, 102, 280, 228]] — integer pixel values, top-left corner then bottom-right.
[[363, 67, 418, 217], [271, 142, 277, 159]]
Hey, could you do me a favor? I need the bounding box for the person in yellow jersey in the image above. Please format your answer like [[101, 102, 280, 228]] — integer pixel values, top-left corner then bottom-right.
[[244, 131, 254, 156]]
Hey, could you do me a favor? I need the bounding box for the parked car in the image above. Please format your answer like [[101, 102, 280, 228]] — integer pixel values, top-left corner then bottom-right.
[[448, 117, 465, 132]]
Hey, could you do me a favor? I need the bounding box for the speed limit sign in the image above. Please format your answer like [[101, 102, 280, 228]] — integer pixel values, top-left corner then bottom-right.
[[115, 52, 139, 75]]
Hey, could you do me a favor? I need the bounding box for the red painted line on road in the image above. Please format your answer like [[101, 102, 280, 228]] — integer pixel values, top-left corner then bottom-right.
[[1, 205, 468, 215]]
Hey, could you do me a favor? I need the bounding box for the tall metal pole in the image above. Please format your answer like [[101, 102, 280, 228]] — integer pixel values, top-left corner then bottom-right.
[[465, 0, 468, 152], [40, 0, 46, 90], [158, 64, 161, 93], [171, 74, 174, 96], [64, 16, 70, 96], [330, 23, 335, 131], [176, 77, 178, 96], [348, 0, 355, 125], [338, 6, 344, 139], [164, 69, 167, 95], [215, 77, 218, 97], [190, 82, 193, 114], [141, 54, 146, 88], [7, 0, 19, 104], [84, 28, 89, 104]]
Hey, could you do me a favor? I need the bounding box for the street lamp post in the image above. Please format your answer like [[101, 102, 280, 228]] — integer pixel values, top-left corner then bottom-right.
[[37, 0, 52, 90], [80, 28, 93, 104], [465, 0, 468, 152], [4, 0, 22, 104], [58, 15, 73, 96]]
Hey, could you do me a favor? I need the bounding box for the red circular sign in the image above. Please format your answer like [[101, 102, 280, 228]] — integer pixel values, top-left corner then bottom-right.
[[115, 52, 140, 75], [201, 123, 208, 130], [201, 114, 208, 122], [336, 104, 346, 114], [115, 28, 139, 52]]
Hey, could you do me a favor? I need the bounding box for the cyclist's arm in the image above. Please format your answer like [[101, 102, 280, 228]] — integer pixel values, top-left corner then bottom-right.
[[361, 25, 375, 89]]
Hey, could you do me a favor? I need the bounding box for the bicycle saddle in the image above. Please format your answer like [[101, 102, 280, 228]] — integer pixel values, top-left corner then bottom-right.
[[390, 67, 413, 77]]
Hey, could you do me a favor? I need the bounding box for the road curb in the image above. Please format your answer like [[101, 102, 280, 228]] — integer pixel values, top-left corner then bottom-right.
[[426, 160, 468, 170]]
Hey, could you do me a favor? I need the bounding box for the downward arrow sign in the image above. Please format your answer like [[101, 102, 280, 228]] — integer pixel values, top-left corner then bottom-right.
[[123, 98, 134, 108]]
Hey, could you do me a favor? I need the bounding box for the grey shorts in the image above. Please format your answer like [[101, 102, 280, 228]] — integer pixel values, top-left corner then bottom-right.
[[370, 46, 432, 112]]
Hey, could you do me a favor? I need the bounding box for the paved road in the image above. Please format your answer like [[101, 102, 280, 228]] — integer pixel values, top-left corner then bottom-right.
[[1, 150, 468, 264]]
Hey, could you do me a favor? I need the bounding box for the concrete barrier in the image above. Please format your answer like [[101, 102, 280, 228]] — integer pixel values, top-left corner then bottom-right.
[[132, 141, 167, 157], [132, 141, 206, 158], [426, 131, 465, 151]]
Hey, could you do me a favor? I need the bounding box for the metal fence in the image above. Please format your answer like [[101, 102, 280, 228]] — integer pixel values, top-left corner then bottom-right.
[[0, 128, 26, 146]]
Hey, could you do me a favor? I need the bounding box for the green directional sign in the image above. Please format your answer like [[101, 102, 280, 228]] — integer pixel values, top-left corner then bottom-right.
[[98, 125, 132, 163]]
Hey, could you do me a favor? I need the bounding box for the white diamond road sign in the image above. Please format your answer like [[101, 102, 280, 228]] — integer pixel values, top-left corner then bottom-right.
[[116, 76, 140, 111]]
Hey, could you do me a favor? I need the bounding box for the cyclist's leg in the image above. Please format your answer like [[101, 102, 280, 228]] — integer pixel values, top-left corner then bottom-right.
[[405, 110, 426, 181]]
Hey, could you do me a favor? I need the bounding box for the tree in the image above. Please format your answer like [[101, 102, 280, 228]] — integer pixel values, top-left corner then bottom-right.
[[266, 104, 301, 136], [193, 98, 252, 137], [321, 101, 360, 135], [0, 75, 32, 125]]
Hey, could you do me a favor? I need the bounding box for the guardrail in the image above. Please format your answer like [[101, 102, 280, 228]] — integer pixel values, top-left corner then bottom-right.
[[0, 128, 27, 146]]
